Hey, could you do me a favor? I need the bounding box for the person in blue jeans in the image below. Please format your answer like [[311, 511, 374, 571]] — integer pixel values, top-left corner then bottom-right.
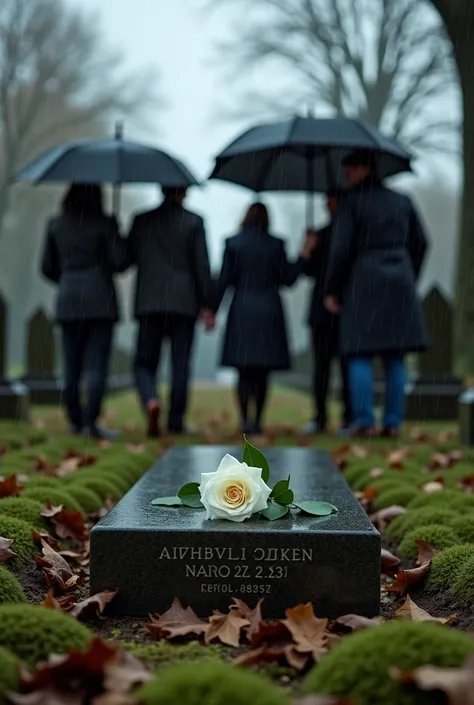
[[323, 150, 430, 437]]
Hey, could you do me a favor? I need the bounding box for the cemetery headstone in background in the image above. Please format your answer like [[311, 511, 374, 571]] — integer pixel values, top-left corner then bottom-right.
[[91, 446, 381, 619], [108, 347, 132, 394], [0, 292, 30, 420], [405, 287, 462, 421], [21, 308, 62, 405]]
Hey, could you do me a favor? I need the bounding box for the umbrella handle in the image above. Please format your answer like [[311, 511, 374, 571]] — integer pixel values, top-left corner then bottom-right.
[[306, 153, 314, 228]]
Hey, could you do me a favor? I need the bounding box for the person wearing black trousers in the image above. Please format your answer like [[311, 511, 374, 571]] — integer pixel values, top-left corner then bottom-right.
[[208, 202, 315, 434], [40, 183, 129, 440], [302, 192, 352, 435]]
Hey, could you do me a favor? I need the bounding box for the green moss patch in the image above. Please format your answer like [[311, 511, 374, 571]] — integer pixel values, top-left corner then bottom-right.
[[452, 554, 474, 602], [0, 604, 91, 668], [126, 641, 225, 671], [426, 544, 474, 593], [407, 490, 474, 513], [451, 516, 474, 544], [385, 507, 459, 539], [23, 487, 83, 513], [64, 476, 123, 501], [373, 486, 419, 511], [0, 566, 26, 604], [398, 525, 461, 558], [303, 620, 474, 705], [0, 646, 20, 702], [61, 484, 102, 513], [0, 498, 45, 529], [0, 516, 36, 565], [137, 661, 289, 705]]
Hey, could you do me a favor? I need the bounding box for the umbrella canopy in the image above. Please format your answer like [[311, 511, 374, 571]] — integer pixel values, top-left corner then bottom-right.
[[209, 115, 412, 194], [13, 138, 200, 187]]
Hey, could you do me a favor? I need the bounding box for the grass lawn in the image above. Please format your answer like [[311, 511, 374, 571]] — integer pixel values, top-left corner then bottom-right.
[[0, 385, 472, 705]]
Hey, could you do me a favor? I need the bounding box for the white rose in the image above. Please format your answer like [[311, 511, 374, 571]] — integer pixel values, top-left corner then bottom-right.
[[198, 453, 271, 523]]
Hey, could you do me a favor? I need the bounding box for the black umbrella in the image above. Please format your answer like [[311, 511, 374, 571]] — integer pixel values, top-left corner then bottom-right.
[[13, 122, 200, 213], [209, 115, 412, 224]]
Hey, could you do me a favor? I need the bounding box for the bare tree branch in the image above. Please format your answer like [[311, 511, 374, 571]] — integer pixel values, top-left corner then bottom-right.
[[204, 0, 460, 158]]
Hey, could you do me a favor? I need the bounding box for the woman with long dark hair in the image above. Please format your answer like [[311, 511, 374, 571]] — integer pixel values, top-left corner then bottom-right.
[[211, 202, 314, 434], [40, 183, 129, 439]]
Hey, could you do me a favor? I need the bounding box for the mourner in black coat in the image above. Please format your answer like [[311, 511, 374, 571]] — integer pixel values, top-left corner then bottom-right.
[[126, 186, 212, 437], [324, 151, 429, 437], [302, 192, 351, 434], [40, 183, 128, 439], [211, 202, 315, 434]]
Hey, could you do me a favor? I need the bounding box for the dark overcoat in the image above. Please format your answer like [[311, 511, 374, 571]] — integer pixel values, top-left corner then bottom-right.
[[303, 224, 338, 331], [127, 202, 212, 319], [325, 180, 429, 357], [40, 213, 128, 322], [213, 226, 304, 370]]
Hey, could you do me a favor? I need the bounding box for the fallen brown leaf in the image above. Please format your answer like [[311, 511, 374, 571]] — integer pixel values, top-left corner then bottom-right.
[[234, 644, 309, 671], [41, 504, 88, 541], [250, 619, 292, 648], [205, 610, 250, 647], [147, 598, 209, 639], [350, 445, 369, 458], [231, 598, 263, 638], [381, 548, 401, 573], [333, 614, 382, 632], [371, 505, 406, 533], [0, 474, 24, 498], [395, 595, 455, 624], [391, 652, 474, 705], [414, 539, 438, 566], [369, 468, 385, 479], [41, 589, 76, 612], [457, 474, 474, 493], [421, 480, 445, 493], [387, 447, 411, 468], [0, 535, 18, 563], [282, 603, 328, 662], [384, 561, 432, 596], [69, 590, 118, 620], [32, 529, 61, 551], [35, 540, 80, 592], [363, 485, 378, 501]]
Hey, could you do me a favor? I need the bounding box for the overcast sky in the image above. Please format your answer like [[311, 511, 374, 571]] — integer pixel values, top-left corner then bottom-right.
[[65, 0, 460, 273]]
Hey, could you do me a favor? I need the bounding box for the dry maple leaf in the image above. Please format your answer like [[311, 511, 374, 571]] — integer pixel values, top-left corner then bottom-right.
[[41, 504, 88, 541], [384, 561, 432, 596], [457, 474, 474, 493], [235, 644, 309, 671], [381, 548, 402, 573], [391, 652, 474, 705], [231, 598, 263, 638], [35, 540, 80, 592], [395, 595, 455, 624], [69, 590, 118, 620], [0, 474, 24, 498], [333, 614, 382, 633], [282, 603, 328, 662], [147, 597, 209, 639], [0, 535, 18, 563], [41, 589, 74, 612], [371, 505, 406, 533], [250, 619, 292, 648], [205, 610, 250, 647], [414, 539, 438, 566]]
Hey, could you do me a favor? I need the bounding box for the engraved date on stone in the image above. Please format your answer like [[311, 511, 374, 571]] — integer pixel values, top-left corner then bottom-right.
[[185, 564, 289, 579]]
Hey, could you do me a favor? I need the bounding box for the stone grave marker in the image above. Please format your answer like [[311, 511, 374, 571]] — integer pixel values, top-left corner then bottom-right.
[[22, 308, 62, 405], [90, 446, 381, 619], [0, 292, 29, 420], [405, 287, 462, 421]]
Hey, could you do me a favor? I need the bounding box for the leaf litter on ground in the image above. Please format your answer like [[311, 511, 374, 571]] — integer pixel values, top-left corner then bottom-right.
[[35, 539, 81, 592], [391, 652, 474, 705], [395, 595, 455, 624], [0, 535, 17, 563], [41, 504, 89, 541]]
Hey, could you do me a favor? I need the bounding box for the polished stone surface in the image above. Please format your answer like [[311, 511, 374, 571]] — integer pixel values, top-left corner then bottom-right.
[[90, 446, 380, 618]]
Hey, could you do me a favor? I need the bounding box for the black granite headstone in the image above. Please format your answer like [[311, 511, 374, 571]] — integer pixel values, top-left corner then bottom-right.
[[90, 446, 380, 619], [21, 308, 62, 405]]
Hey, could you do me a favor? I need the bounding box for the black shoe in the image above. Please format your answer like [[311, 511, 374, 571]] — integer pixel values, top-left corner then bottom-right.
[[83, 425, 120, 441]]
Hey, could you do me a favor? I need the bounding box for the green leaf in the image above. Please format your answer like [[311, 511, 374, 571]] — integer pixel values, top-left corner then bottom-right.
[[274, 489, 294, 505], [260, 501, 290, 521], [270, 476, 293, 504], [178, 482, 203, 508], [294, 501, 338, 516], [178, 482, 201, 497], [242, 435, 270, 484], [151, 496, 182, 507]]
